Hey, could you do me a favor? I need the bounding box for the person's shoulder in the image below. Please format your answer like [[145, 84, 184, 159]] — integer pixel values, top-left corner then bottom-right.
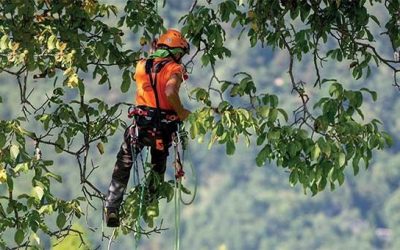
[[164, 61, 188, 80], [135, 58, 145, 68], [137, 58, 146, 65], [134, 59, 147, 76], [164, 60, 183, 69]]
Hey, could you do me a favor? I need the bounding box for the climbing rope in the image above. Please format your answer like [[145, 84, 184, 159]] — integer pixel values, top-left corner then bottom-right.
[[134, 178, 146, 249], [107, 228, 116, 250], [131, 139, 150, 249], [175, 126, 198, 205], [173, 130, 182, 250], [172, 124, 198, 250], [174, 176, 181, 250]]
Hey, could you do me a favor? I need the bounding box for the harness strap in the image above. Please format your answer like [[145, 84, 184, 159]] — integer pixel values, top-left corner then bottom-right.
[[128, 106, 179, 122], [145, 59, 173, 128]]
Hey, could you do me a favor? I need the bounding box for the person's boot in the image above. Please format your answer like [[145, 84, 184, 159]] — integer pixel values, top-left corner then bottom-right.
[[105, 207, 120, 227], [105, 178, 127, 227]]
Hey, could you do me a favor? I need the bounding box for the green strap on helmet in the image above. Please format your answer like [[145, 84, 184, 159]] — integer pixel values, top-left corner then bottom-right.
[[149, 48, 184, 59]]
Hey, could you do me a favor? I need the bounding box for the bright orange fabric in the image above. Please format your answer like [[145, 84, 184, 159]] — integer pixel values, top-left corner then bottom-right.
[[134, 58, 187, 111]]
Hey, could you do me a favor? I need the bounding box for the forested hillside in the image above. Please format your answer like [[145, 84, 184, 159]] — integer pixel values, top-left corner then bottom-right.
[[1, 1, 400, 250]]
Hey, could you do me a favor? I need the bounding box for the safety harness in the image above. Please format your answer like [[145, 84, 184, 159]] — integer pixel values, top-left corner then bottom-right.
[[127, 58, 180, 151]]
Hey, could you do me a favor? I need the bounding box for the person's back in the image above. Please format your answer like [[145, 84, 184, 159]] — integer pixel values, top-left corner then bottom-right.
[[135, 58, 186, 111]]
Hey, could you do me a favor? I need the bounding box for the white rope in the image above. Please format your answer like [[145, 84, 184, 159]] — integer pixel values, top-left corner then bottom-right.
[[107, 228, 116, 250]]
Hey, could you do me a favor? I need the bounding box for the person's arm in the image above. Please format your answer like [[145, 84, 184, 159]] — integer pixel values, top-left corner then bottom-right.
[[165, 74, 191, 120]]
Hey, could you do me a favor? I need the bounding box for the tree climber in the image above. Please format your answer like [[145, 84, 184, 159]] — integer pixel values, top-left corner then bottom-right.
[[105, 29, 191, 227]]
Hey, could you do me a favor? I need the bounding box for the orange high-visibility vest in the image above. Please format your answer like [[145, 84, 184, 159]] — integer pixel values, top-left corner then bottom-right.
[[134, 58, 187, 111]]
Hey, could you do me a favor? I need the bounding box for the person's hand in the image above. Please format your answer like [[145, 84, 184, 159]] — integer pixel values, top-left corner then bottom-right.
[[178, 108, 191, 121]]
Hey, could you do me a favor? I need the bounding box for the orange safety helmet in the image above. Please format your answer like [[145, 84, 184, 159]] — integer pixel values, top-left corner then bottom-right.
[[156, 29, 190, 54]]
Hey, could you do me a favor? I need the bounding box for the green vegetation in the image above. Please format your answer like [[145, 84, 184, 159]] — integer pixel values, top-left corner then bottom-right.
[[52, 223, 91, 250], [0, 0, 399, 249]]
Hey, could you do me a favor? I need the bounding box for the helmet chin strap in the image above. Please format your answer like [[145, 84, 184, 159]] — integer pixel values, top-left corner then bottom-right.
[[166, 48, 183, 63]]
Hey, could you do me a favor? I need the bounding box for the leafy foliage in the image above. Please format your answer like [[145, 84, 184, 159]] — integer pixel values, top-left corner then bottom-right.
[[52, 223, 91, 250]]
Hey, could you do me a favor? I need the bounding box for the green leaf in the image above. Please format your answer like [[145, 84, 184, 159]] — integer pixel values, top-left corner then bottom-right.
[[180, 184, 192, 195], [221, 81, 230, 92], [226, 139, 236, 155], [63, 67, 74, 77], [0, 133, 6, 148], [355, 108, 364, 120], [328, 167, 336, 182], [195, 88, 209, 102], [313, 97, 329, 109], [317, 138, 331, 157], [318, 177, 327, 192], [95, 42, 106, 58], [256, 145, 270, 166], [297, 129, 308, 139], [14, 162, 29, 173], [300, 4, 311, 21], [217, 101, 230, 113], [14, 229, 24, 245], [352, 153, 361, 175], [31, 232, 40, 245], [337, 49, 343, 61], [352, 66, 362, 79], [337, 171, 345, 185], [269, 95, 279, 108], [289, 170, 298, 187], [382, 132, 394, 147], [311, 144, 321, 161], [256, 132, 266, 146], [43, 160, 54, 166], [55, 136, 65, 153], [146, 203, 159, 218], [67, 74, 79, 88], [277, 108, 288, 121], [0, 166, 6, 184], [258, 106, 269, 118], [288, 143, 298, 157], [338, 152, 346, 167], [0, 35, 9, 51], [329, 82, 342, 97], [33, 186, 44, 201], [47, 35, 57, 51], [121, 70, 131, 93], [351, 91, 363, 108], [44, 172, 62, 183], [369, 14, 380, 25], [360, 87, 377, 101], [10, 144, 20, 160], [201, 54, 210, 66], [268, 108, 278, 122], [56, 213, 66, 229], [190, 122, 198, 139], [267, 130, 280, 141]]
